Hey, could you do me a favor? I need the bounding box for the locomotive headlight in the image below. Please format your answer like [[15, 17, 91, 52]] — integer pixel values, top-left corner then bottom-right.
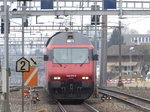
[[85, 77, 89, 80], [82, 76, 90, 80], [67, 39, 74, 43], [82, 77, 86, 80], [53, 77, 61, 80], [53, 77, 57, 80], [57, 77, 61, 80]]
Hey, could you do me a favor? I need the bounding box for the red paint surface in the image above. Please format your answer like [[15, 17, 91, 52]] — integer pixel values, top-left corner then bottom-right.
[[47, 45, 94, 50], [45, 45, 95, 83], [46, 61, 95, 82]]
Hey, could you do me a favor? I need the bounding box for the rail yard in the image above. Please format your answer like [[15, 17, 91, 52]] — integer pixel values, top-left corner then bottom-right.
[[0, 86, 149, 112], [1, 0, 150, 112]]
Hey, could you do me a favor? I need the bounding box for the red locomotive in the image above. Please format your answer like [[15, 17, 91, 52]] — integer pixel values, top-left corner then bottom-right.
[[44, 32, 98, 101]]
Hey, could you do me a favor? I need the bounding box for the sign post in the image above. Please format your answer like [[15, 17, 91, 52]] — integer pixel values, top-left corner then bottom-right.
[[25, 57, 38, 112], [2, 1, 10, 112], [24, 66, 38, 112], [16, 57, 30, 112]]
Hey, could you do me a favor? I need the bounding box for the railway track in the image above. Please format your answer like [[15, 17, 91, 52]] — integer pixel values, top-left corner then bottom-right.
[[0, 87, 20, 94], [57, 101, 100, 112], [98, 87, 150, 112], [0, 86, 43, 93]]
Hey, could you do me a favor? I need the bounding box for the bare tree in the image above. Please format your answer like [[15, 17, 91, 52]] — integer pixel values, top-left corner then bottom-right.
[[122, 26, 138, 34]]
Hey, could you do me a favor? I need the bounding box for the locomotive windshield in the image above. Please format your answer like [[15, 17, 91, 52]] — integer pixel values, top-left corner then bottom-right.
[[53, 48, 89, 64]]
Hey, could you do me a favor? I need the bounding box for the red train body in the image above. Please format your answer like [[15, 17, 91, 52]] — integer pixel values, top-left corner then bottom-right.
[[44, 32, 98, 101]]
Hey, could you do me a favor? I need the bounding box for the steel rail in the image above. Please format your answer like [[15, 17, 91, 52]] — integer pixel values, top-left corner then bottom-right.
[[0, 86, 20, 93], [57, 101, 100, 112], [57, 102, 67, 112], [98, 88, 150, 112], [99, 87, 150, 103], [83, 102, 100, 112]]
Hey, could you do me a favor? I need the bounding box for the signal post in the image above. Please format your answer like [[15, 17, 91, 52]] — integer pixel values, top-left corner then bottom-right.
[[25, 56, 38, 112], [16, 57, 30, 112]]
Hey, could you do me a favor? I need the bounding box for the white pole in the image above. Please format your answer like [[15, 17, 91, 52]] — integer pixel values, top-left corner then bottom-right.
[[3, 0, 10, 112], [119, 0, 123, 19], [100, 0, 107, 87], [57, 0, 59, 10], [22, 1, 26, 112], [81, 0, 83, 34]]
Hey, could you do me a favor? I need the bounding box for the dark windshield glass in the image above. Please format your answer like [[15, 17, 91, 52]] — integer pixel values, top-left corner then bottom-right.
[[53, 48, 89, 64]]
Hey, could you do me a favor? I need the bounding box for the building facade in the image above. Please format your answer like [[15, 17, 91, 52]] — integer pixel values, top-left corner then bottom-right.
[[124, 34, 150, 45], [107, 45, 150, 75]]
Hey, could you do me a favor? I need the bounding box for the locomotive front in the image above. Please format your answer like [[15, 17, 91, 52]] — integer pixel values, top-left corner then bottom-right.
[[44, 32, 98, 101]]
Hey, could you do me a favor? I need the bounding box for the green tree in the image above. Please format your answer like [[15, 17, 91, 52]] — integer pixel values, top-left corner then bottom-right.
[[108, 28, 124, 47]]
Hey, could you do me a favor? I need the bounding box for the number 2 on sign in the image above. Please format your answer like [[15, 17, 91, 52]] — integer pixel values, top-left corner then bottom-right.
[[20, 61, 26, 70]]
